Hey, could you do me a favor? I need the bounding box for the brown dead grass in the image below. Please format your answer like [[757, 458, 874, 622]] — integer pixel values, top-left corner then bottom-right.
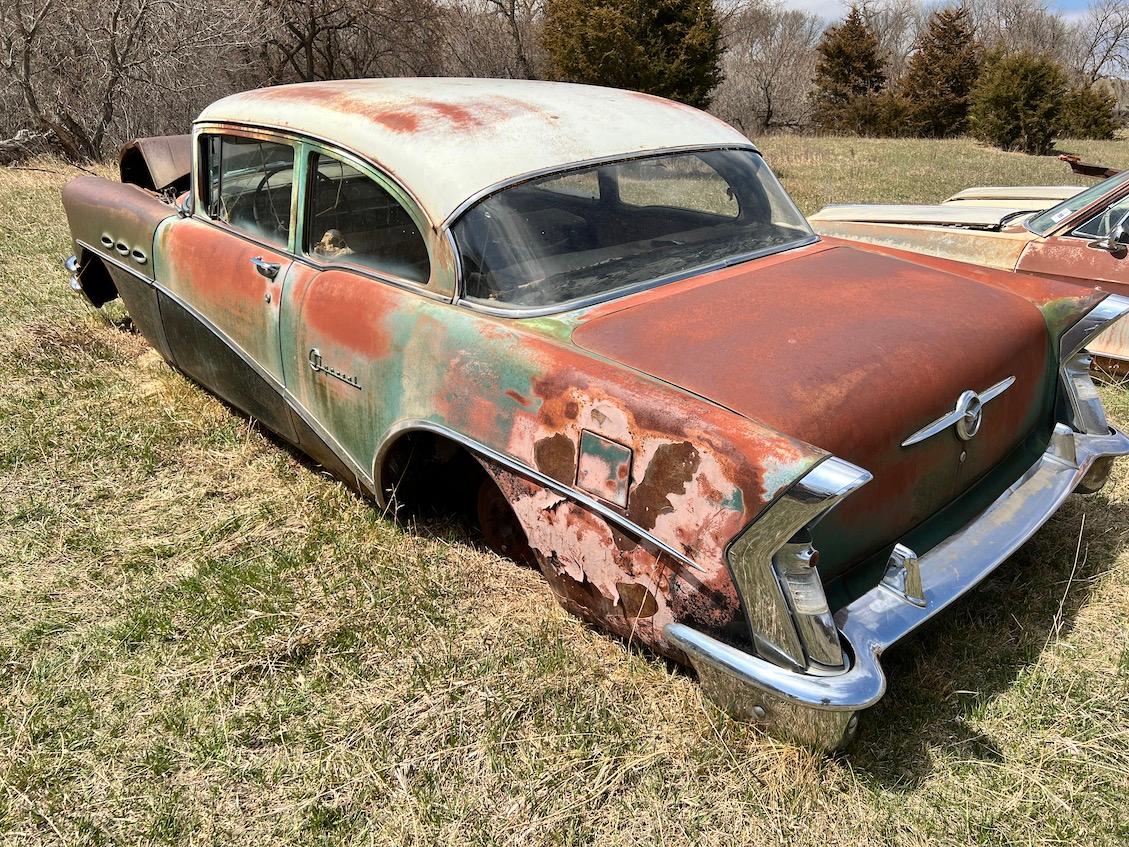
[[1, 141, 1128, 845]]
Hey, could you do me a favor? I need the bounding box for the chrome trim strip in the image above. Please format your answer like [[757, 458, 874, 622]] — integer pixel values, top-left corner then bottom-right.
[[76, 238, 154, 283], [666, 423, 1129, 747], [157, 283, 375, 490], [374, 419, 703, 574], [725, 455, 871, 670], [901, 375, 1015, 447], [79, 245, 377, 492]]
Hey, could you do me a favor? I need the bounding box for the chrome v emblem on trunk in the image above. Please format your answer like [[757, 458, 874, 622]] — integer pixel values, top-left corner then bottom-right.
[[901, 376, 1016, 447]]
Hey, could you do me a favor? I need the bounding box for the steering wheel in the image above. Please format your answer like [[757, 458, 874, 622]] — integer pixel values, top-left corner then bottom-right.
[[251, 163, 295, 237], [309, 169, 358, 240]]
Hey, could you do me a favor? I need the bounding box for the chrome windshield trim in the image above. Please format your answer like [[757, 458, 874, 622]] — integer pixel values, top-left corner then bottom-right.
[[451, 235, 822, 320]]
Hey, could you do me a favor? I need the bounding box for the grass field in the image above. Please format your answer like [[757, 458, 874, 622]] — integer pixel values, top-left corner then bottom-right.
[[2, 136, 1129, 846]]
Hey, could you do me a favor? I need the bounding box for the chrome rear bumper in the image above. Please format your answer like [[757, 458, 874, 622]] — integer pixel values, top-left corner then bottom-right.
[[666, 423, 1129, 749]]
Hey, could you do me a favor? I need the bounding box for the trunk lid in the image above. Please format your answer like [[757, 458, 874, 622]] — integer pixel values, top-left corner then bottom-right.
[[572, 244, 1057, 586]]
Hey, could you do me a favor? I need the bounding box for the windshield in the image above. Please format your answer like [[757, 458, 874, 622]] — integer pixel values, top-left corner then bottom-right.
[[1027, 171, 1129, 235], [453, 149, 815, 311]]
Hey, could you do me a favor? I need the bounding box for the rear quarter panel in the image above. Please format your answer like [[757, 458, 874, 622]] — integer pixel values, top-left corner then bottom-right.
[[281, 270, 827, 652]]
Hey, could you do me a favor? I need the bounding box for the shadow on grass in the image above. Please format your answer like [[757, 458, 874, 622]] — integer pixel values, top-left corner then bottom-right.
[[843, 491, 1126, 788]]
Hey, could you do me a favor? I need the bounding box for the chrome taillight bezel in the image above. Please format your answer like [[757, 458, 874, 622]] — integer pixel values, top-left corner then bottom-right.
[[725, 456, 871, 672], [1059, 294, 1129, 434]]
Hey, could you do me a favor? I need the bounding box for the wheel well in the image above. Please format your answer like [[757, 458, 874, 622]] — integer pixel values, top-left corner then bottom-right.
[[76, 249, 119, 307], [377, 431, 487, 520]]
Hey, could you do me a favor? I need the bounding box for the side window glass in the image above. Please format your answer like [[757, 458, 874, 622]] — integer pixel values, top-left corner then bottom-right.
[[1074, 195, 1129, 240], [202, 134, 295, 248], [306, 152, 431, 284]]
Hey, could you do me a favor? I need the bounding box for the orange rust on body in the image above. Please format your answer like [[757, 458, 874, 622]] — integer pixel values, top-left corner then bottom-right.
[[482, 460, 742, 653], [299, 269, 394, 359]]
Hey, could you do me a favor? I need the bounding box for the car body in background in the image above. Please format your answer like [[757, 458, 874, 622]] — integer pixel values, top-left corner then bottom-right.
[[810, 170, 1129, 365], [60, 79, 1129, 749]]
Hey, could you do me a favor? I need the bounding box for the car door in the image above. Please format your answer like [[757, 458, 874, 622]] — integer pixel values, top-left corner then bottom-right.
[[1016, 185, 1129, 294], [156, 129, 298, 442], [280, 144, 437, 485]]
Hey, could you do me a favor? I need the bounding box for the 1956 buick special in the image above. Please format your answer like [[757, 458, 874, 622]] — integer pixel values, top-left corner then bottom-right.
[[62, 79, 1129, 748]]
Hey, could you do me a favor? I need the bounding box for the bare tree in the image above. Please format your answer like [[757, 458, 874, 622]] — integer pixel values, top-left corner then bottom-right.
[[257, 0, 446, 83], [966, 0, 1074, 60], [854, 0, 924, 80], [440, 0, 545, 78], [713, 0, 822, 132], [1, 0, 257, 160], [1069, 0, 1129, 83]]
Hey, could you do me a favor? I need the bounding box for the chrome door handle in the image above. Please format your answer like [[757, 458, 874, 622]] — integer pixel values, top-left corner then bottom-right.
[[251, 256, 281, 279]]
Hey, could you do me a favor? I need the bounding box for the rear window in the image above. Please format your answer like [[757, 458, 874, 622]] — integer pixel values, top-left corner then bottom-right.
[[453, 149, 814, 311]]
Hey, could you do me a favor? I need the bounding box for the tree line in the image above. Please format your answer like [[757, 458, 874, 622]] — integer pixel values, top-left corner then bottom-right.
[[1, 0, 1126, 164]]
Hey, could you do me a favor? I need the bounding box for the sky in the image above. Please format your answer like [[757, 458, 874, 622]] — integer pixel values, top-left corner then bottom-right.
[[781, 0, 1093, 24]]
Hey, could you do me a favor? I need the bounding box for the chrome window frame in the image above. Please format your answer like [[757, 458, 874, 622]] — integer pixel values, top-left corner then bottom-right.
[[296, 141, 438, 295], [192, 125, 301, 254]]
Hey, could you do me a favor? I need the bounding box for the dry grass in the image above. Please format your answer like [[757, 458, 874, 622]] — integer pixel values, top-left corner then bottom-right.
[[1, 139, 1128, 846]]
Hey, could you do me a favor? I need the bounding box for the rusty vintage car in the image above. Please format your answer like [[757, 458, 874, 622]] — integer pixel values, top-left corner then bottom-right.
[[61, 79, 1129, 748], [810, 168, 1129, 364]]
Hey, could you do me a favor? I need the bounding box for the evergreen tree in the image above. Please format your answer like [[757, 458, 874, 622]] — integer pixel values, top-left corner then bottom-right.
[[541, 0, 723, 110], [811, 7, 887, 133], [901, 6, 981, 137], [1060, 85, 1119, 140], [969, 51, 1067, 155]]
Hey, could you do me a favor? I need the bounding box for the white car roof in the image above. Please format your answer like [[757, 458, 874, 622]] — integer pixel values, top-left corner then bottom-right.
[[197, 78, 754, 227]]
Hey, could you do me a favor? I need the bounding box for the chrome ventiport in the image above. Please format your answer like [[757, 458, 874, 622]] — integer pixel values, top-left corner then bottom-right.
[[880, 543, 925, 607]]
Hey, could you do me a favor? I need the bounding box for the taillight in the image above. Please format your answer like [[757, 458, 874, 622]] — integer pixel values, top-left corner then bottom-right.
[[726, 456, 871, 673]]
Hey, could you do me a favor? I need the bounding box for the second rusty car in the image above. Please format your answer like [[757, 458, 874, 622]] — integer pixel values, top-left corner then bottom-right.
[[62, 79, 1129, 748], [810, 168, 1129, 364]]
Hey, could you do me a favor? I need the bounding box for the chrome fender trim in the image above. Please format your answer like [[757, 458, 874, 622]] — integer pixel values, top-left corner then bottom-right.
[[667, 423, 1129, 749], [374, 419, 703, 574]]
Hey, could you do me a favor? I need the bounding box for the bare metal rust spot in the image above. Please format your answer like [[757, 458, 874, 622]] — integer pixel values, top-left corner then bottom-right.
[[609, 526, 637, 552], [616, 582, 658, 618], [534, 433, 576, 483], [628, 441, 700, 530]]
